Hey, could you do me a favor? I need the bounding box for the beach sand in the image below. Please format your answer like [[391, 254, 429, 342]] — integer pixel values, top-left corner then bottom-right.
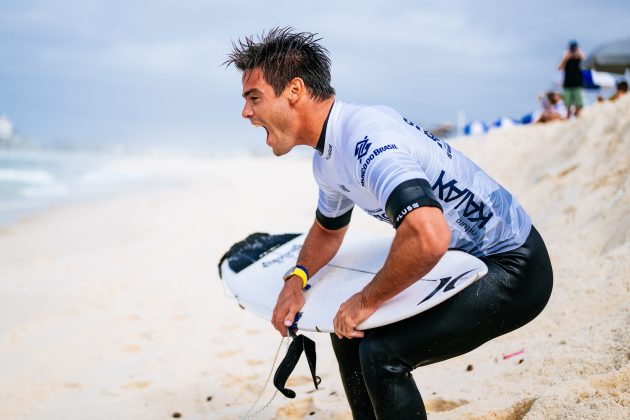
[[0, 97, 628, 419]]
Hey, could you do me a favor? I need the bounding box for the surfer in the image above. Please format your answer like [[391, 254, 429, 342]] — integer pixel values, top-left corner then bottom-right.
[[226, 27, 553, 419]]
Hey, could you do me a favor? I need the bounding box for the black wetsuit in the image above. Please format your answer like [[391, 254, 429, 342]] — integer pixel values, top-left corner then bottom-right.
[[312, 101, 553, 419], [330, 226, 552, 419]]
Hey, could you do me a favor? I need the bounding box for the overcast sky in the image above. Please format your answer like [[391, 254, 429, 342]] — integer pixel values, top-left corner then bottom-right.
[[1, 0, 628, 154]]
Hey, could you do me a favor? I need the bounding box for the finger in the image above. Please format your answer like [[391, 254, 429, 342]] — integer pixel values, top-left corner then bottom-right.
[[333, 314, 342, 337], [273, 319, 286, 336], [272, 307, 283, 329], [342, 320, 356, 337], [272, 307, 289, 336], [284, 307, 298, 328], [338, 320, 352, 339], [343, 326, 357, 339]]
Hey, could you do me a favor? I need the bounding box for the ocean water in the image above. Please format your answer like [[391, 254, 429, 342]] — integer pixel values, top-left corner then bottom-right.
[[0, 149, 179, 226]]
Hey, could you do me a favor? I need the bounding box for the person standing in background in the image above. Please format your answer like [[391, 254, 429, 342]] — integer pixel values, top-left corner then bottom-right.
[[558, 40, 585, 118]]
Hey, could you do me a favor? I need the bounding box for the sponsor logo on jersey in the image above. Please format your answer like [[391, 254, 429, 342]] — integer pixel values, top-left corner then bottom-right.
[[366, 208, 392, 224], [338, 184, 350, 193], [403, 117, 453, 159], [354, 136, 372, 162], [431, 170, 494, 229], [325, 144, 333, 160], [359, 144, 399, 186]]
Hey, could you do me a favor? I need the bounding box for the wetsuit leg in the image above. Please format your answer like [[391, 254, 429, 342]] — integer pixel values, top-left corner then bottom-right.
[[330, 334, 377, 420], [331, 226, 553, 419]]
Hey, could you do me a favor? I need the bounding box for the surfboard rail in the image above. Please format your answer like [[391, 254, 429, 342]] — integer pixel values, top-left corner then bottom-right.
[[219, 232, 487, 333]]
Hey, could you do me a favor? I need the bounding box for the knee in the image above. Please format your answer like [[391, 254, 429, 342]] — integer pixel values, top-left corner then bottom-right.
[[359, 335, 409, 375]]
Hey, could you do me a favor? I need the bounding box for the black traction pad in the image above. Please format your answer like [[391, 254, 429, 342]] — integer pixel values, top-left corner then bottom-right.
[[218, 232, 301, 278]]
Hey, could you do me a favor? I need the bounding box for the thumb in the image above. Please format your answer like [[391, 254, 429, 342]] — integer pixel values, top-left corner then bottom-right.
[[284, 307, 299, 327], [284, 312, 296, 327]]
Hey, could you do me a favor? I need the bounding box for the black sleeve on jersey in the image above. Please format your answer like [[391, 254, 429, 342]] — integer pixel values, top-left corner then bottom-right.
[[385, 178, 443, 229], [316, 207, 353, 230]]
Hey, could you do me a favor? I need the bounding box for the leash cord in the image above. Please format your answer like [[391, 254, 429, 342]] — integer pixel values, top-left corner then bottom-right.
[[242, 336, 287, 419]]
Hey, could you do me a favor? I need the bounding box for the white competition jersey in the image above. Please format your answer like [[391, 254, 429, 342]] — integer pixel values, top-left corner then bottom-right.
[[313, 101, 532, 257]]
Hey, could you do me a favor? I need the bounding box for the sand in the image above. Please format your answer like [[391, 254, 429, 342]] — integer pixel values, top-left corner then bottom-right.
[[0, 97, 628, 419]]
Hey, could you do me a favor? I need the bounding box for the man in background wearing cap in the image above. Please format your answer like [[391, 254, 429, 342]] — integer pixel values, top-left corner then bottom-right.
[[558, 40, 585, 118]]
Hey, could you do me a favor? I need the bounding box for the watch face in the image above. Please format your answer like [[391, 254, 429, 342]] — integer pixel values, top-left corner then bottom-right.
[[283, 266, 296, 280]]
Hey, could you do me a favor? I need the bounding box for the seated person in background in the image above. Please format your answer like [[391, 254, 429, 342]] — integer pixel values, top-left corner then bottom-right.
[[537, 91, 566, 123], [609, 81, 628, 101]]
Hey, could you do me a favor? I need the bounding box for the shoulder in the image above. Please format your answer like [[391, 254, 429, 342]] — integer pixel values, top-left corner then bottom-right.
[[336, 104, 410, 153], [342, 104, 403, 132]]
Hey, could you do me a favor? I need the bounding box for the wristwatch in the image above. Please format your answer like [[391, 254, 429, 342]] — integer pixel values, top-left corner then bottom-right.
[[283, 264, 310, 290]]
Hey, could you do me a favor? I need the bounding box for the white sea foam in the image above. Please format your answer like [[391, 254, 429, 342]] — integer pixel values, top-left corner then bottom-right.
[[0, 149, 230, 224], [0, 168, 56, 185]]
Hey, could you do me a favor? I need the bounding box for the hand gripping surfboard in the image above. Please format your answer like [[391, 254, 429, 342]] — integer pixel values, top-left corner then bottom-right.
[[218, 232, 487, 333]]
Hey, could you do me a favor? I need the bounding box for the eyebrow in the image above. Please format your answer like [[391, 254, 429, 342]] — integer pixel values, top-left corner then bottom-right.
[[242, 88, 262, 98]]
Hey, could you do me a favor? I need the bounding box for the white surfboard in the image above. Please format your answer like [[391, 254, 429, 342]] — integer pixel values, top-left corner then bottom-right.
[[219, 232, 487, 333]]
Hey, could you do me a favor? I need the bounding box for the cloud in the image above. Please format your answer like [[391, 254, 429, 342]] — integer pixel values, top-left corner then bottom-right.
[[2, 0, 630, 148]]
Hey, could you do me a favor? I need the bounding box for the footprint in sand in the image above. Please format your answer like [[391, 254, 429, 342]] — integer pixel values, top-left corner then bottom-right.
[[246, 359, 265, 366], [219, 323, 241, 331], [220, 373, 261, 394], [275, 397, 316, 418], [138, 331, 153, 341], [121, 344, 142, 353], [216, 348, 241, 358], [122, 381, 152, 390], [483, 398, 536, 418], [425, 397, 469, 412], [286, 375, 314, 387]]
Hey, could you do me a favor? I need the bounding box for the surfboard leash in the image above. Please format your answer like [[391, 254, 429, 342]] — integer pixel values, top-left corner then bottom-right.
[[241, 336, 287, 419], [241, 327, 321, 419]]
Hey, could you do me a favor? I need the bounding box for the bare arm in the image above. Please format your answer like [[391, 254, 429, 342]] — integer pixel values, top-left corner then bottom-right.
[[333, 207, 451, 338], [271, 220, 348, 336], [558, 51, 570, 70], [296, 220, 348, 278]]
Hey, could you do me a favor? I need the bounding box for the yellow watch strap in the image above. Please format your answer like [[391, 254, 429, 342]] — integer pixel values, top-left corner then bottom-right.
[[290, 267, 309, 289]]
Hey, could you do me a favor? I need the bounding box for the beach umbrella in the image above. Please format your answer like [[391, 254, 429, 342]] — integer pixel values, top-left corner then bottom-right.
[[520, 111, 542, 125], [463, 121, 488, 136], [584, 38, 630, 74], [582, 69, 617, 89], [489, 116, 518, 130]]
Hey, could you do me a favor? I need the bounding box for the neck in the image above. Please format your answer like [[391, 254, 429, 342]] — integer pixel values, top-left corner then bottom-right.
[[297, 96, 335, 148]]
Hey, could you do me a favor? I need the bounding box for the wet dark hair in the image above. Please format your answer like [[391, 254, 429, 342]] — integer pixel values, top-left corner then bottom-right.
[[225, 27, 335, 101], [617, 80, 628, 92]]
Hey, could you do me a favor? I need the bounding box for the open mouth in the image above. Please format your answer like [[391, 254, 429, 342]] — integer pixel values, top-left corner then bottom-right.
[[253, 123, 270, 144]]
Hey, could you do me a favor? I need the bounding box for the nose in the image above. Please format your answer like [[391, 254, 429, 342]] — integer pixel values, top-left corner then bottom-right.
[[242, 101, 253, 119]]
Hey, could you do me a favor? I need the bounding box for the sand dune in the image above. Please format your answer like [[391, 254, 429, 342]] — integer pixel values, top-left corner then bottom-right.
[[0, 97, 628, 419], [441, 96, 630, 419]]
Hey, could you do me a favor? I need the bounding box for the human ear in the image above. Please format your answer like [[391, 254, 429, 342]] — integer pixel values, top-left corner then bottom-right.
[[287, 77, 305, 103]]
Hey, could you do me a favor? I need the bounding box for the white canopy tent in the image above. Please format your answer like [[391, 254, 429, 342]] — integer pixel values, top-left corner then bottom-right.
[[584, 38, 630, 75]]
